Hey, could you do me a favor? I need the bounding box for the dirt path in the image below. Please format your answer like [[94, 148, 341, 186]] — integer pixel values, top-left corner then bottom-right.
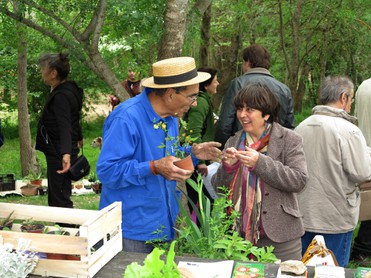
[[83, 94, 111, 120]]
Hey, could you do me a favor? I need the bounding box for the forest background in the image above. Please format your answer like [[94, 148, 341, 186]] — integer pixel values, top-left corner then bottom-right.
[[0, 0, 370, 178]]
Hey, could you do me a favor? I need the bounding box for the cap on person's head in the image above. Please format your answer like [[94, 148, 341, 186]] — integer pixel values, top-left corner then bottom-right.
[[142, 57, 211, 89]]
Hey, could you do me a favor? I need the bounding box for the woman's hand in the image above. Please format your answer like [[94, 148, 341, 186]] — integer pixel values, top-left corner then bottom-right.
[[197, 163, 208, 176], [57, 154, 71, 174], [235, 146, 260, 168], [222, 147, 239, 165]]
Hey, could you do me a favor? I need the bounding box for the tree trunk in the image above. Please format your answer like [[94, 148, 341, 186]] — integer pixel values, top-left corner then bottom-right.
[[199, 3, 211, 67], [15, 11, 39, 176], [213, 34, 242, 113], [158, 0, 189, 60]]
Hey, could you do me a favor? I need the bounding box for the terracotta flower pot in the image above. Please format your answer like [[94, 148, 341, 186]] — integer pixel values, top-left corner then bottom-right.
[[30, 179, 43, 187], [20, 185, 39, 196], [173, 155, 194, 171]]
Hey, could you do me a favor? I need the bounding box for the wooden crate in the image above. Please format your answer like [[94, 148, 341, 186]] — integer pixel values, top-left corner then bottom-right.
[[359, 181, 371, 221], [0, 201, 122, 278]]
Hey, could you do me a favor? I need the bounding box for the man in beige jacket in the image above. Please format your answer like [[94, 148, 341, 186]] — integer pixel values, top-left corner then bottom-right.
[[296, 76, 371, 267]]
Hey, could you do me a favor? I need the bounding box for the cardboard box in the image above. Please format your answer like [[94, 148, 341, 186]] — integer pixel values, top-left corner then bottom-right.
[[359, 181, 371, 221], [0, 202, 122, 278]]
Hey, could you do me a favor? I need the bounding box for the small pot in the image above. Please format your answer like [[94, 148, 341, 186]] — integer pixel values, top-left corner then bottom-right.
[[21, 223, 45, 233], [30, 179, 43, 187], [92, 183, 102, 194], [173, 155, 194, 171]]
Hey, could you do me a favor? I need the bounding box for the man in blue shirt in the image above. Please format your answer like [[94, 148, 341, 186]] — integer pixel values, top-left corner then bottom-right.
[[97, 57, 223, 253]]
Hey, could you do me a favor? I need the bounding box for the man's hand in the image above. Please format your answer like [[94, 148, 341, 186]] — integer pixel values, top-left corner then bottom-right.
[[57, 154, 71, 174], [153, 156, 193, 182], [191, 142, 223, 162]]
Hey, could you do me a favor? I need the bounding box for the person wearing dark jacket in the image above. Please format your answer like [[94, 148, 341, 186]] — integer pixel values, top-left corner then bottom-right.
[[215, 44, 295, 148], [36, 53, 84, 208]]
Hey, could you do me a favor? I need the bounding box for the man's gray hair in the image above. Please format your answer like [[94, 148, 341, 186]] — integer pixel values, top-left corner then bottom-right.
[[152, 86, 188, 96], [319, 76, 354, 105]]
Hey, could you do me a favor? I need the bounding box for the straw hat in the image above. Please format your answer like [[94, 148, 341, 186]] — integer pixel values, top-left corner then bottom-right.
[[142, 57, 211, 89]]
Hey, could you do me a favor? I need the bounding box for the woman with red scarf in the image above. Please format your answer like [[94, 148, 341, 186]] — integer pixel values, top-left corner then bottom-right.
[[212, 83, 308, 261]]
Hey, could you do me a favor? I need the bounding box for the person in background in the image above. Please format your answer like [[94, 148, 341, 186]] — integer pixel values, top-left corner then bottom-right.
[[215, 44, 294, 149], [122, 67, 141, 98], [295, 76, 371, 267], [212, 83, 308, 261], [108, 68, 142, 112], [36, 53, 84, 208], [181, 67, 219, 220], [350, 77, 371, 266], [97, 57, 223, 254]]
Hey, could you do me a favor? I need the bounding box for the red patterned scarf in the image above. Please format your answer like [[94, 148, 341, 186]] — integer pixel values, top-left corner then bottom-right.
[[228, 123, 271, 244]]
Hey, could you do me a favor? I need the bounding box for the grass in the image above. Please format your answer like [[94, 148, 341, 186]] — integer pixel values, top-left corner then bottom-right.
[[0, 115, 104, 211], [0, 193, 100, 210], [0, 117, 104, 180]]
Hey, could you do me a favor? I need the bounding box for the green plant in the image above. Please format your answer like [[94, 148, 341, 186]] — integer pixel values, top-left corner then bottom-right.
[[0, 210, 15, 230], [0, 210, 15, 227], [154, 118, 197, 159], [0, 238, 39, 277], [87, 171, 98, 182], [25, 170, 42, 181], [175, 175, 278, 263], [20, 218, 45, 233], [44, 224, 69, 236], [124, 241, 180, 278]]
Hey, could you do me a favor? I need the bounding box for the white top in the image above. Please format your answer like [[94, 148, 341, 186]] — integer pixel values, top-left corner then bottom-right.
[[355, 78, 371, 147]]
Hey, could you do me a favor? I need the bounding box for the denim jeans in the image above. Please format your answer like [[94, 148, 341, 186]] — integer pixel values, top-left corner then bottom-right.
[[301, 231, 353, 267]]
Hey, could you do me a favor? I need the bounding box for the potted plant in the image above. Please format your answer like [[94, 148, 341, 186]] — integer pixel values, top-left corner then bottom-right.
[[155, 118, 197, 171], [44, 224, 73, 260], [92, 180, 102, 194], [0, 238, 39, 277], [20, 218, 45, 233], [25, 170, 43, 187], [20, 183, 39, 196], [0, 210, 15, 230]]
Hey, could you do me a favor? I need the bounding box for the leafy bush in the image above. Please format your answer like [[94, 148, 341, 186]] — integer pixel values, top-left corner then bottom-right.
[[175, 175, 278, 263], [124, 241, 180, 278]]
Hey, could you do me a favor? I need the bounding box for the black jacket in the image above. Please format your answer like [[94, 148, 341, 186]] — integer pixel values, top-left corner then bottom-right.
[[36, 81, 83, 156], [215, 68, 295, 148]]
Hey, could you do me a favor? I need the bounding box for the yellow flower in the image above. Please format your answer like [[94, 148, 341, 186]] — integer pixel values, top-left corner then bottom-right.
[[153, 124, 159, 129], [161, 123, 167, 130]]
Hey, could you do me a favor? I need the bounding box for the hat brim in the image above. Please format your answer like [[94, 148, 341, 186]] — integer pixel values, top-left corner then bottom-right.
[[142, 72, 211, 89]]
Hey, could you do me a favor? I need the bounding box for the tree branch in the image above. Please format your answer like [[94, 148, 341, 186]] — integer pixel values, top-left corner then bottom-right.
[[21, 0, 82, 41], [0, 7, 68, 47]]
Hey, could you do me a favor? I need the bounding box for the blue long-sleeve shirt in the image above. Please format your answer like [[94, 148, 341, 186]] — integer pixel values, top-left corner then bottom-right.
[[97, 88, 193, 242]]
